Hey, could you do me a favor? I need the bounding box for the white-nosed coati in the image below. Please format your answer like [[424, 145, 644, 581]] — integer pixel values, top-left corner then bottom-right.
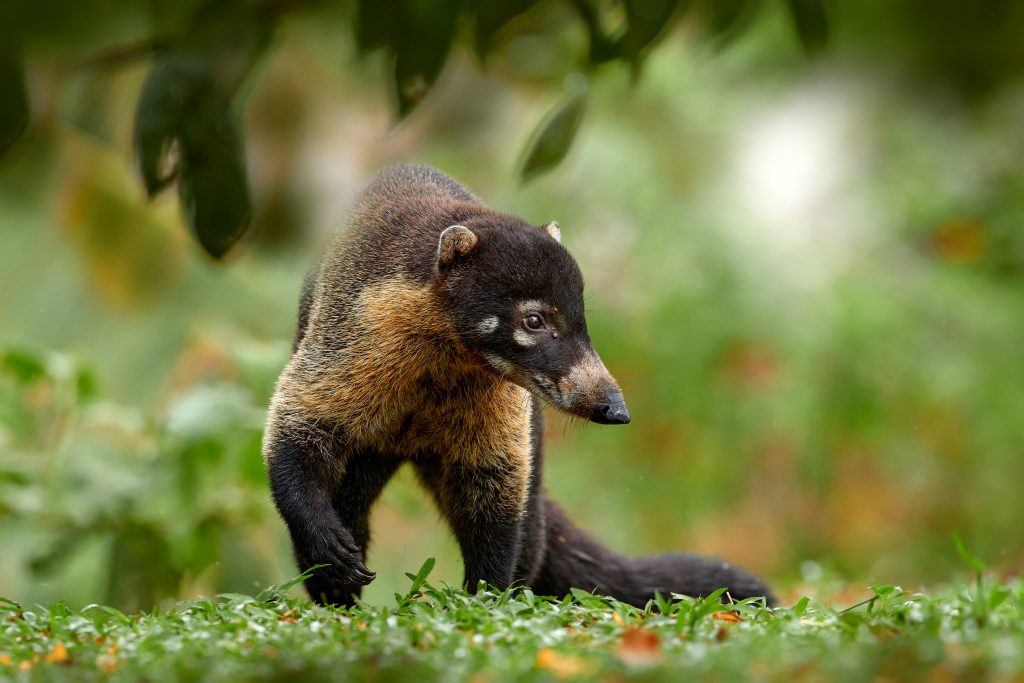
[[263, 164, 775, 607]]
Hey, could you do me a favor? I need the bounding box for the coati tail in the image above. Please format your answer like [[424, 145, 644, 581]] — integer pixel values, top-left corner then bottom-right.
[[530, 497, 777, 608]]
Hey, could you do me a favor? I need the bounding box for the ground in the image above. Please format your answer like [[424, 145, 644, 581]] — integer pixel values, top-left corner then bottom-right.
[[1, 559, 1022, 682]]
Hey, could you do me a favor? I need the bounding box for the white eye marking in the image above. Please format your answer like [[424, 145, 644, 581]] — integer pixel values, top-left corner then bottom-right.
[[483, 353, 516, 376], [477, 316, 499, 334], [512, 328, 536, 348], [518, 300, 549, 313]]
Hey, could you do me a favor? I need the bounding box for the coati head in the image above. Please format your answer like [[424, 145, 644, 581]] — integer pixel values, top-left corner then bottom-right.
[[436, 216, 630, 425]]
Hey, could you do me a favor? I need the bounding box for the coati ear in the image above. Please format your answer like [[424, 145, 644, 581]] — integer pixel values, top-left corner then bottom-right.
[[542, 220, 561, 243], [437, 224, 478, 269]]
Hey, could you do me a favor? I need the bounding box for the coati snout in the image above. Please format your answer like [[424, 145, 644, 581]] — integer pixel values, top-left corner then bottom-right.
[[437, 221, 630, 425]]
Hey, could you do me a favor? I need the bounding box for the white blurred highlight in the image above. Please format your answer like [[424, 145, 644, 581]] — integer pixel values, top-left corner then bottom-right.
[[728, 80, 875, 289]]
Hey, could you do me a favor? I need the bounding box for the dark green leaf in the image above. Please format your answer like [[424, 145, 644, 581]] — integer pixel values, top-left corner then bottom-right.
[[134, 58, 192, 197], [473, 0, 539, 57], [133, 4, 268, 198], [519, 92, 586, 182], [787, 0, 829, 54], [702, 0, 761, 49], [2, 349, 47, 383], [354, 0, 392, 52], [392, 0, 460, 118], [568, 0, 618, 64], [132, 1, 267, 256], [618, 0, 687, 66], [178, 95, 252, 259], [0, 50, 29, 158]]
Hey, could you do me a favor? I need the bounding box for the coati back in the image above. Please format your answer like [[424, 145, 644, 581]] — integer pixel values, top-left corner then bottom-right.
[[263, 164, 774, 607]]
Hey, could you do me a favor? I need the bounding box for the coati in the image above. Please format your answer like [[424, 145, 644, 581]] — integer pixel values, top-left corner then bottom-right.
[[263, 164, 775, 608]]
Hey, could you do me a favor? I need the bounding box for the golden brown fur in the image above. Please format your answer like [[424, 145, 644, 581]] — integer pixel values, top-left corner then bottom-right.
[[265, 276, 533, 518]]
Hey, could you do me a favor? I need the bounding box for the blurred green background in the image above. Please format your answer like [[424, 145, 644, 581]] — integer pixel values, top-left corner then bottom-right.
[[2, 0, 1024, 610]]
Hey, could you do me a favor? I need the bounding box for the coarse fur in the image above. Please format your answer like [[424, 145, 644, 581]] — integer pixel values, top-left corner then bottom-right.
[[263, 164, 775, 607]]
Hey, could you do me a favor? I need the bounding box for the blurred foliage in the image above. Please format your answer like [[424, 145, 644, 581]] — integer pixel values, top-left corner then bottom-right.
[[5, 0, 1024, 256], [4, 0, 830, 257], [0, 347, 273, 611], [2, 0, 1024, 612]]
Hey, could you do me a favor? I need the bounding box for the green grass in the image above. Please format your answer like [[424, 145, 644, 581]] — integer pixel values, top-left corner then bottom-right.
[[2, 560, 1022, 682]]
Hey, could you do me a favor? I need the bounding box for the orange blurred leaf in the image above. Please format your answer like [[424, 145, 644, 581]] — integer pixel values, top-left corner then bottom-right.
[[535, 648, 588, 678], [712, 611, 743, 623], [44, 643, 69, 665], [932, 218, 986, 263], [616, 626, 661, 665]]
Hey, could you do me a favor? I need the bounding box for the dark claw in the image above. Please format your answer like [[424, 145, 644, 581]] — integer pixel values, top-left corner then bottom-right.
[[352, 566, 375, 584]]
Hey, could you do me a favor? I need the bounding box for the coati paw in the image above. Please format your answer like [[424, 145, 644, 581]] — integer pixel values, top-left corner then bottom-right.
[[305, 530, 376, 587]]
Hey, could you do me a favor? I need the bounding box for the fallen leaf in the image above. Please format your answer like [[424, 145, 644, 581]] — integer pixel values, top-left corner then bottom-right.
[[616, 626, 661, 665], [932, 218, 985, 263], [44, 643, 69, 664], [535, 648, 588, 678], [712, 611, 743, 623]]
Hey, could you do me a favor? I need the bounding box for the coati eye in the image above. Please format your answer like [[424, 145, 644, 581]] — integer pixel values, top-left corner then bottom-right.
[[523, 314, 546, 332]]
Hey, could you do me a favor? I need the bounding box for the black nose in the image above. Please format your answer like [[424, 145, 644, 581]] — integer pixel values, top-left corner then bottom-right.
[[589, 387, 631, 425]]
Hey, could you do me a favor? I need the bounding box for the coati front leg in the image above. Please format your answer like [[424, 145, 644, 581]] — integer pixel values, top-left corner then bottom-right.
[[325, 451, 402, 605], [265, 420, 397, 606], [415, 457, 528, 592]]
